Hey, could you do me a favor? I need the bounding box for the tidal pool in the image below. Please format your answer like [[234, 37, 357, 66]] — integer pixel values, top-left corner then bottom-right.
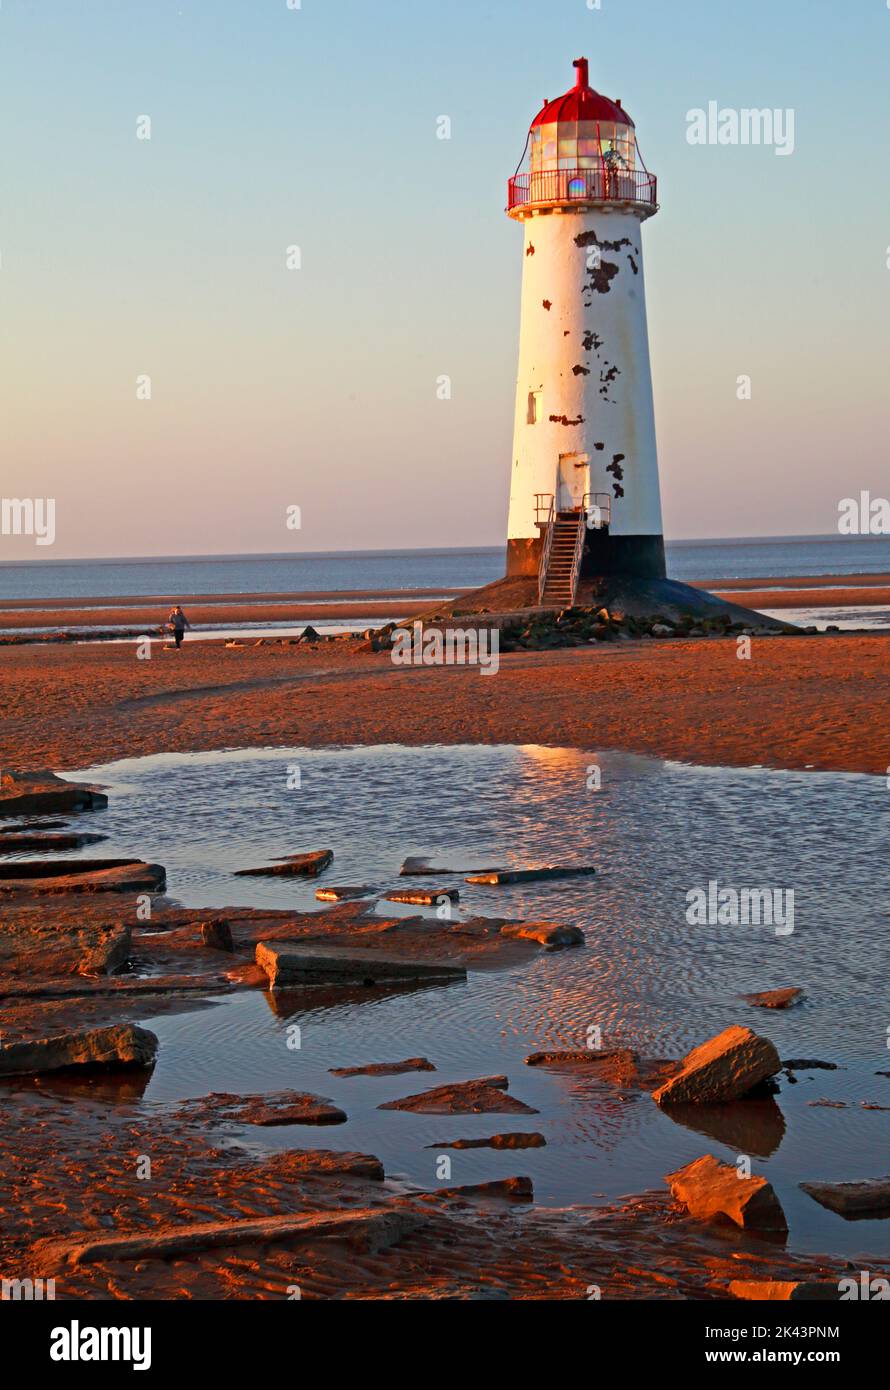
[[65, 743, 890, 1261]]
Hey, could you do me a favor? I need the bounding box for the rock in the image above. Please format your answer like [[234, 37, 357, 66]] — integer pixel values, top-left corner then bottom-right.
[[399, 856, 500, 877], [0, 770, 108, 817], [651, 624, 674, 637], [0, 1024, 157, 1077], [652, 1025, 781, 1106], [379, 1076, 537, 1115], [729, 1280, 841, 1301], [298, 625, 321, 643], [33, 1207, 425, 1271], [255, 942, 466, 989], [330, 1057, 436, 1078], [800, 1177, 890, 1219], [0, 858, 165, 895], [200, 920, 234, 952], [667, 1154, 788, 1233], [386, 887, 460, 905], [499, 921, 584, 948], [433, 1177, 534, 1202], [223, 1091, 346, 1126], [235, 848, 333, 878], [428, 1133, 546, 1150], [78, 924, 132, 977], [742, 987, 804, 1009], [315, 885, 374, 902], [465, 866, 596, 885], [0, 831, 106, 852], [783, 1058, 838, 1071]]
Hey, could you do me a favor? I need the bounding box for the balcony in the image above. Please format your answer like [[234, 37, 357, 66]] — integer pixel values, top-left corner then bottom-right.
[[508, 166, 657, 215]]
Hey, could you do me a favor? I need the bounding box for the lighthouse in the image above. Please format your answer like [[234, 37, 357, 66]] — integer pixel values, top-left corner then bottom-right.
[[505, 58, 665, 604]]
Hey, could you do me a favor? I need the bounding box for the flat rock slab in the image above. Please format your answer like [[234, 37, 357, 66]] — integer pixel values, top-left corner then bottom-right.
[[729, 1280, 841, 1301], [0, 831, 106, 852], [0, 1024, 157, 1076], [255, 942, 466, 990], [466, 866, 596, 885], [236, 849, 333, 878], [653, 1025, 781, 1106], [525, 1048, 679, 1092], [315, 885, 374, 902], [500, 921, 584, 948], [194, 1090, 347, 1126], [428, 1133, 546, 1150], [330, 1057, 436, 1078], [783, 1058, 838, 1071], [0, 858, 165, 895], [0, 770, 108, 817], [32, 1207, 425, 1272], [667, 1153, 788, 1233], [800, 1177, 890, 1219], [400, 856, 500, 877], [386, 888, 460, 905], [433, 1177, 534, 1203], [742, 987, 804, 1009], [379, 1075, 538, 1115]]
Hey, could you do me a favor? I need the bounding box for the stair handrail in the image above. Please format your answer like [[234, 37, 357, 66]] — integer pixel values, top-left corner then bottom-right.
[[567, 505, 586, 606], [537, 495, 556, 604]]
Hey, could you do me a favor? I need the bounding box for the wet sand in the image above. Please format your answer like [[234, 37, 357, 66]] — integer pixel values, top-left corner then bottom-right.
[[1, 630, 888, 775]]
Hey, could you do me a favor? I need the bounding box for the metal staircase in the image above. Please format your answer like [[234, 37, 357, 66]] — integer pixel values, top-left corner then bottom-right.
[[538, 505, 585, 607]]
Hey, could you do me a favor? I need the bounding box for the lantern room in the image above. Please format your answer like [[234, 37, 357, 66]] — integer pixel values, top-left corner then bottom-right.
[[508, 58, 657, 216]]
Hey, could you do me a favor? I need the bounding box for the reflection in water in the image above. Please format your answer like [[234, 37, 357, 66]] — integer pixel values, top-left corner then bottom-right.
[[67, 743, 890, 1260]]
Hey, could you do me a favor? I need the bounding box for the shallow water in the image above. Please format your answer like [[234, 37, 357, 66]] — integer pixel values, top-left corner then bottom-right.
[[63, 744, 890, 1260]]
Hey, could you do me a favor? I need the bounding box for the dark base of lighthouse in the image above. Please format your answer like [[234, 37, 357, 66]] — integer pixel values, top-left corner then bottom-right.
[[506, 531, 666, 581]]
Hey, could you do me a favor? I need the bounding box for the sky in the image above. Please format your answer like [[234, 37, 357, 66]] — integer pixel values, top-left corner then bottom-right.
[[1, 0, 888, 560]]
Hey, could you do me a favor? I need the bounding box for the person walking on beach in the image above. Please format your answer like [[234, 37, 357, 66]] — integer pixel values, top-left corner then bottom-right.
[[167, 604, 191, 649]]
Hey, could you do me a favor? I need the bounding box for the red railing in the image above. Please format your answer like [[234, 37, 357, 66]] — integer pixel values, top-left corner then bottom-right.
[[508, 166, 657, 212]]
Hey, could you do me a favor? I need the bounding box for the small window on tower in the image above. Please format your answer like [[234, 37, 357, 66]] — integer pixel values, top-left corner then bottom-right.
[[527, 390, 542, 424]]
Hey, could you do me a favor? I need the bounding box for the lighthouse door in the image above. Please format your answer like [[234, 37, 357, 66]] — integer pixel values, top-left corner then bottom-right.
[[557, 454, 589, 512]]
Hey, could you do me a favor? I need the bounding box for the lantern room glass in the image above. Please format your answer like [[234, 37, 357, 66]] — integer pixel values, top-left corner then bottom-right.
[[531, 122, 636, 174]]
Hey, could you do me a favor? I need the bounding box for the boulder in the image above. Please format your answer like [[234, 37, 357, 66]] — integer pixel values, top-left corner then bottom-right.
[[800, 1177, 890, 1219], [235, 848, 333, 878], [499, 921, 584, 948], [255, 942, 466, 989], [652, 1025, 781, 1106], [667, 1154, 788, 1233], [0, 1024, 157, 1076], [379, 1075, 537, 1115], [742, 987, 804, 1009]]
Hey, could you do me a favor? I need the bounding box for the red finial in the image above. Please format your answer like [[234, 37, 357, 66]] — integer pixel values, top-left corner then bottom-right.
[[573, 57, 589, 90]]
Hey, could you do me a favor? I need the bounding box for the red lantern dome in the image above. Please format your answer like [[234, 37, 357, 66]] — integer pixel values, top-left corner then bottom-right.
[[530, 58, 634, 130]]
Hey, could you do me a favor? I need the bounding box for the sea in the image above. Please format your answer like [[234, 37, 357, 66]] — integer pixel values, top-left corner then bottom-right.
[[1, 535, 889, 603]]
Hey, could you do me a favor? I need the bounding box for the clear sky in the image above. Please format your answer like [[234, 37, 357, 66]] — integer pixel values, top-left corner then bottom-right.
[[1, 0, 888, 560]]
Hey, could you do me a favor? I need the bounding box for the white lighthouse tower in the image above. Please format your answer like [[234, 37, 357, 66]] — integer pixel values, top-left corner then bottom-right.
[[505, 58, 665, 603]]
